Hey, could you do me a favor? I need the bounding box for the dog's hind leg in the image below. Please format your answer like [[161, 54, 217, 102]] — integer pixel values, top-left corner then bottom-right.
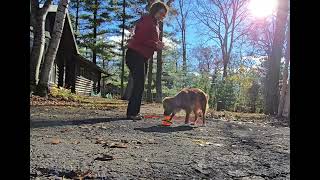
[[190, 109, 198, 125], [184, 109, 191, 124]]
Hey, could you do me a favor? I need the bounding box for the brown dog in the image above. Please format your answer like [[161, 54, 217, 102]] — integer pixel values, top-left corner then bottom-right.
[[162, 88, 209, 126]]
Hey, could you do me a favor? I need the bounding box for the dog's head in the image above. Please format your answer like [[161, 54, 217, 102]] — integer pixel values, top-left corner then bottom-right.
[[162, 97, 175, 116]]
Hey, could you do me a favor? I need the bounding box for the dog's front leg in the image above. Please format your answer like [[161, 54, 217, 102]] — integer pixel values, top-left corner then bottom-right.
[[185, 110, 191, 124], [169, 113, 175, 120]]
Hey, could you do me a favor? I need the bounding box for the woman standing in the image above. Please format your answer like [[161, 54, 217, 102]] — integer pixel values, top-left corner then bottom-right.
[[126, 2, 168, 120]]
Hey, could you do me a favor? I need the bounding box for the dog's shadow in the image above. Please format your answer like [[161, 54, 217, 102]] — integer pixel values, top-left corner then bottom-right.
[[134, 125, 196, 133]]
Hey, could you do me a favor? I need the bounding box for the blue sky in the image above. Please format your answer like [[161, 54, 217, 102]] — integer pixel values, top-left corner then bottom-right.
[[63, 0, 271, 71], [64, 0, 221, 52]]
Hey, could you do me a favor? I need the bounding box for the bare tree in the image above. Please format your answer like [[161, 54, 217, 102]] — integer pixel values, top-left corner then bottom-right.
[[265, 0, 289, 115], [193, 46, 215, 73], [120, 0, 126, 97], [194, 0, 250, 78], [36, 0, 70, 97], [248, 18, 276, 59], [246, 14, 277, 115], [145, 0, 156, 102], [30, 0, 53, 94], [191, 45, 221, 105], [175, 0, 192, 77]]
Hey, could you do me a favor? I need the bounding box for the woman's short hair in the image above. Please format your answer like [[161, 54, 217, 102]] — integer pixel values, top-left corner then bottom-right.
[[149, 1, 168, 17]]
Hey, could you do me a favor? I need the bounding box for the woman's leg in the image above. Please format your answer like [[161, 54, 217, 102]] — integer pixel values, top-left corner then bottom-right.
[[126, 49, 147, 117]]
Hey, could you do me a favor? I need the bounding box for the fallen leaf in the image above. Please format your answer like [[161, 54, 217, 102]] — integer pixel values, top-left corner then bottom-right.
[[194, 167, 210, 175], [72, 140, 80, 144], [192, 140, 214, 147], [51, 138, 60, 144], [213, 143, 223, 147], [132, 140, 143, 145], [147, 139, 157, 144], [61, 128, 72, 133], [107, 142, 128, 148], [72, 170, 93, 180], [94, 154, 114, 161], [120, 139, 129, 143], [95, 140, 106, 144], [100, 126, 108, 130]]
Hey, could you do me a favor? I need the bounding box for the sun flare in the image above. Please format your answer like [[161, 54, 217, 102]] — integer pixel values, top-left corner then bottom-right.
[[248, 0, 278, 18]]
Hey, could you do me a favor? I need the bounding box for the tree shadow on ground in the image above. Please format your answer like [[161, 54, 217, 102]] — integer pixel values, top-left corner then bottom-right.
[[134, 125, 196, 133], [30, 117, 130, 128]]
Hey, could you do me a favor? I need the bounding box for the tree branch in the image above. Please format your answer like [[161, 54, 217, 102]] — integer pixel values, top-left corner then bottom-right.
[[39, 0, 53, 15]]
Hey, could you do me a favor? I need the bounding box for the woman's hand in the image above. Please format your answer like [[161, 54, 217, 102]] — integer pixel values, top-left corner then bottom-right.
[[156, 41, 165, 50]]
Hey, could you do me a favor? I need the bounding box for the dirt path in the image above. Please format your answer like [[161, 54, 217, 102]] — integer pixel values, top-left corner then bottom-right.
[[30, 103, 289, 179]]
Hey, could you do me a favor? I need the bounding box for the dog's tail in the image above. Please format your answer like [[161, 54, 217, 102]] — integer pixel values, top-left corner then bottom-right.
[[201, 93, 209, 114]]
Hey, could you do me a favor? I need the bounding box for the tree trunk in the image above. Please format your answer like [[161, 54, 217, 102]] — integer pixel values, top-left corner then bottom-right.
[[101, 58, 105, 96], [155, 21, 163, 103], [182, 19, 187, 86], [282, 80, 290, 118], [175, 58, 178, 73], [182, 19, 187, 74], [156, 0, 173, 103], [222, 51, 228, 78], [177, 0, 187, 83], [146, 57, 153, 102], [30, 0, 52, 94], [36, 0, 70, 98], [265, 0, 289, 115], [210, 67, 218, 105], [122, 72, 133, 100], [75, 0, 80, 43], [120, 0, 126, 97], [92, 0, 97, 64], [30, 15, 47, 91], [277, 20, 290, 117], [154, 0, 175, 102], [222, 60, 228, 78]]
